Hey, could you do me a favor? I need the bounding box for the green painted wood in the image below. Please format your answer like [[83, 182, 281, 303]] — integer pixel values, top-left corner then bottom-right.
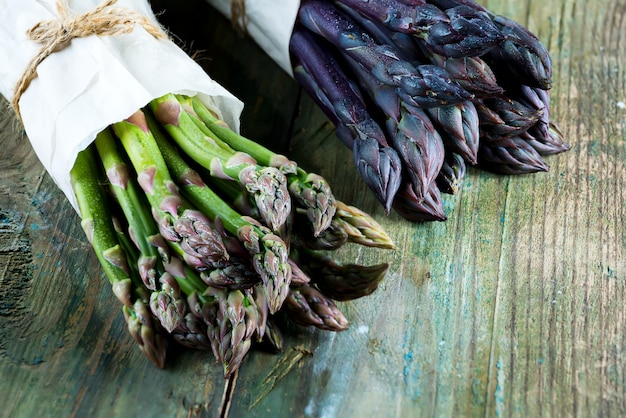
[[1, 0, 625, 417]]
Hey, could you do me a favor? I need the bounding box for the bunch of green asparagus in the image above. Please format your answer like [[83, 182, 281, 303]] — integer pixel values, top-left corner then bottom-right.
[[290, 0, 569, 221], [70, 93, 394, 376]]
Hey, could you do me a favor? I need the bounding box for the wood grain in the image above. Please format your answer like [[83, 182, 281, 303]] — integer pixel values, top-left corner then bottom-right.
[[1, 0, 625, 417]]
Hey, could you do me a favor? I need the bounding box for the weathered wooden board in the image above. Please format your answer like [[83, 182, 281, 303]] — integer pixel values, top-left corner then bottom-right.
[[1, 0, 625, 417]]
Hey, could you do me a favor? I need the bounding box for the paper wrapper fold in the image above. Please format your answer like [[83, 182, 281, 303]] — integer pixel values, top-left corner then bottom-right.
[[0, 0, 244, 213], [205, 0, 300, 76]]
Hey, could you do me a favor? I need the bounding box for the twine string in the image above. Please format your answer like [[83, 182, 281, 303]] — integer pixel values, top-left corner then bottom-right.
[[12, 0, 168, 121], [230, 0, 248, 35]]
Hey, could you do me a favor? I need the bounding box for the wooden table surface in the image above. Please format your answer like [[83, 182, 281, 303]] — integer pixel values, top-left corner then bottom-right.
[[1, 0, 625, 417]]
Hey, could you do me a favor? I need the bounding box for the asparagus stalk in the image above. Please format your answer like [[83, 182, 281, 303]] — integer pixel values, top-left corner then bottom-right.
[[477, 135, 549, 174], [426, 0, 552, 88], [338, 2, 503, 99], [70, 147, 168, 368], [110, 211, 187, 336], [200, 259, 260, 290], [292, 210, 349, 251], [111, 110, 229, 270], [291, 60, 372, 159], [286, 258, 311, 287], [171, 311, 212, 351], [333, 201, 396, 249], [475, 95, 543, 139], [519, 87, 569, 154], [392, 180, 447, 221], [290, 27, 403, 213], [393, 105, 446, 200], [426, 100, 480, 165], [299, 0, 474, 107], [123, 299, 169, 369], [334, 0, 426, 65], [71, 147, 134, 307], [251, 283, 269, 339], [148, 94, 291, 233], [333, 0, 504, 58], [186, 283, 261, 377], [504, 85, 569, 155], [94, 128, 162, 290], [94, 148, 194, 335], [292, 61, 407, 220], [484, 14, 553, 90], [148, 272, 187, 333], [294, 249, 389, 301], [172, 256, 265, 376], [436, 152, 467, 194], [254, 318, 284, 353], [147, 113, 292, 314], [204, 175, 264, 225], [111, 218, 171, 366], [427, 54, 503, 98], [284, 284, 350, 331], [522, 122, 570, 156], [210, 287, 261, 377], [344, 55, 446, 202], [186, 96, 295, 173], [292, 198, 396, 250], [188, 96, 337, 237]]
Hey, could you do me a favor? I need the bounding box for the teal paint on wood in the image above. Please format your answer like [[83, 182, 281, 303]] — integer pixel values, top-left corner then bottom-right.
[[1, 0, 626, 417]]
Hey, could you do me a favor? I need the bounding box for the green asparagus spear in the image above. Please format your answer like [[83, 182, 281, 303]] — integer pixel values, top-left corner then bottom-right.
[[284, 284, 350, 331], [333, 201, 396, 249], [146, 112, 292, 314], [94, 128, 162, 290], [71, 146, 134, 307], [148, 94, 291, 233], [111, 110, 229, 270], [295, 249, 389, 301], [71, 147, 168, 367], [188, 95, 337, 237]]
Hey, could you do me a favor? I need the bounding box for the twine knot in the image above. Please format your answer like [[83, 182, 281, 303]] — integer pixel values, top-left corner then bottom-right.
[[12, 0, 168, 122]]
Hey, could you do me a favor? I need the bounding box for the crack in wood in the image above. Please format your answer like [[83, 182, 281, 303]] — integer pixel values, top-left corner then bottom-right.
[[0, 211, 33, 360]]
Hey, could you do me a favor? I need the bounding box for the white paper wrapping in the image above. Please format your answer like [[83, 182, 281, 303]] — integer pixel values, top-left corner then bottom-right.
[[0, 0, 245, 213], [205, 0, 300, 76]]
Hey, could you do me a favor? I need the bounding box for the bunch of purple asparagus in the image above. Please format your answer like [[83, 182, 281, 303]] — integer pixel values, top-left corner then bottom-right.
[[70, 93, 394, 377], [290, 0, 569, 221]]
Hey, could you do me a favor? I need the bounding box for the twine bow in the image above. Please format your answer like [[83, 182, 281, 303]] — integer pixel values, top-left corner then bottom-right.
[[12, 0, 168, 122]]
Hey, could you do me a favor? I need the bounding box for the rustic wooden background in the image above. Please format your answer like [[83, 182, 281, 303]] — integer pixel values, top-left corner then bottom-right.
[[1, 0, 625, 417]]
